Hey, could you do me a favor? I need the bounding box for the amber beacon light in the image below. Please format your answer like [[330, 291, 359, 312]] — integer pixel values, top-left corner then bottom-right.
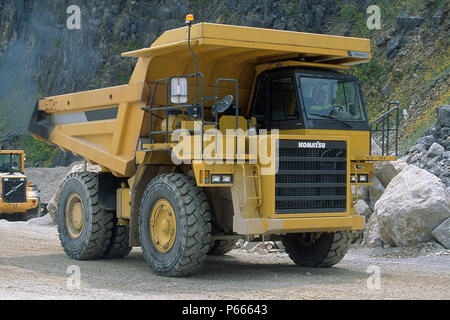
[[185, 14, 194, 24]]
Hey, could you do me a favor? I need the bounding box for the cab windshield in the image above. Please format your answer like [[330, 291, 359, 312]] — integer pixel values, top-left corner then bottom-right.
[[0, 153, 22, 173], [298, 76, 365, 121]]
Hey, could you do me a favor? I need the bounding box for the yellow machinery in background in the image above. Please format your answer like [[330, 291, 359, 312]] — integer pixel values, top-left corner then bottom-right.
[[0, 147, 40, 221], [28, 15, 397, 276]]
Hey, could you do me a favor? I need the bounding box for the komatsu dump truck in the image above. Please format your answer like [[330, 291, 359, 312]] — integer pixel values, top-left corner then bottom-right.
[[0, 147, 40, 221], [28, 16, 397, 276]]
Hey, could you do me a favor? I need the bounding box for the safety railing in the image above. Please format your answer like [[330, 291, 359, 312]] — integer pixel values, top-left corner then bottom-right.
[[141, 74, 240, 155], [142, 73, 204, 146], [369, 101, 400, 156]]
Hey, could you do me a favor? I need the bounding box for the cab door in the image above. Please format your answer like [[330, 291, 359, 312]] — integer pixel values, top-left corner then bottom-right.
[[250, 70, 303, 131]]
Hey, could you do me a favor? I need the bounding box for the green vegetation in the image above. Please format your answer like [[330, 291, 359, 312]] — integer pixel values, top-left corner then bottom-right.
[[18, 135, 58, 167], [336, 0, 375, 38]]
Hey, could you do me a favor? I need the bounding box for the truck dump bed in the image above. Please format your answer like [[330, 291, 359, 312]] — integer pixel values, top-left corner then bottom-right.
[[29, 23, 371, 177]]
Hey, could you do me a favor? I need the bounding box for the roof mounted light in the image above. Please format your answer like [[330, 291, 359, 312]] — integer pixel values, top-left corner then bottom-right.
[[185, 14, 194, 25]]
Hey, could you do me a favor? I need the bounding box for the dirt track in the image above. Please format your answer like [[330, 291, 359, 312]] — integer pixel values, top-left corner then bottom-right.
[[0, 218, 449, 300]]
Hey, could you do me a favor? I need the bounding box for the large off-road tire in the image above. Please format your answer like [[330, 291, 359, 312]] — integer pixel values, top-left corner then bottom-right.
[[282, 231, 351, 268], [57, 172, 114, 260], [208, 239, 237, 255], [139, 173, 211, 277], [103, 218, 132, 259]]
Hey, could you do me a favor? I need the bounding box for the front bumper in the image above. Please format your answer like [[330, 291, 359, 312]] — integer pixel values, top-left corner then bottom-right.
[[0, 199, 39, 214], [233, 214, 365, 235]]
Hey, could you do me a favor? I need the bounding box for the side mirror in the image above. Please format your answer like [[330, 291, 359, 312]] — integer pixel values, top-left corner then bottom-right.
[[212, 95, 234, 116], [170, 77, 188, 104]]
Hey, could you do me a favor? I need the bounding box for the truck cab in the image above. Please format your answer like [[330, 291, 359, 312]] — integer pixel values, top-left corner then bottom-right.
[[0, 149, 40, 220], [251, 67, 369, 132]]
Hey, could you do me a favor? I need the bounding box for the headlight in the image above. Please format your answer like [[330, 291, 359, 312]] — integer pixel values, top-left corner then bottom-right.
[[210, 174, 233, 184], [350, 174, 356, 182], [28, 191, 38, 198], [221, 175, 232, 183], [358, 174, 369, 183]]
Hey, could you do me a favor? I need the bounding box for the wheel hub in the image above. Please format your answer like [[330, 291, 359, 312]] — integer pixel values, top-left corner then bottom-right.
[[65, 193, 85, 239], [150, 199, 176, 253]]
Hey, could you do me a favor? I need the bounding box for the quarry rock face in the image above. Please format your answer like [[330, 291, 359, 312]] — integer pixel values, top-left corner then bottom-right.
[[406, 105, 450, 188]]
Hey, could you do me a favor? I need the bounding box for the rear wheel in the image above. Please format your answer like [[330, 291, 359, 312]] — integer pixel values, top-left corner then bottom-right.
[[57, 172, 114, 260], [103, 218, 132, 259], [281, 231, 351, 267], [139, 173, 211, 277]]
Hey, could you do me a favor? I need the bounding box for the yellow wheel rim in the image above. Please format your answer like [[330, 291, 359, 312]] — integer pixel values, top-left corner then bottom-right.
[[150, 199, 177, 253], [65, 193, 85, 239]]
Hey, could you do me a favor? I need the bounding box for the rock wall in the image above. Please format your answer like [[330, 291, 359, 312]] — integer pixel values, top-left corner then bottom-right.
[[403, 105, 450, 188]]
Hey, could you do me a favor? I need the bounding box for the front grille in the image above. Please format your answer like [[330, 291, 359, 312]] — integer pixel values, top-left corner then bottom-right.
[[2, 178, 27, 203], [276, 140, 347, 214]]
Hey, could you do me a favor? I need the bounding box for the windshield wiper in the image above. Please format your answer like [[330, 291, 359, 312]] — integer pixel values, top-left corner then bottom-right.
[[308, 113, 352, 128]]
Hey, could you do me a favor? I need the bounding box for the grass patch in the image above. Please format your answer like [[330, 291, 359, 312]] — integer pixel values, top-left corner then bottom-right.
[[18, 135, 58, 168]]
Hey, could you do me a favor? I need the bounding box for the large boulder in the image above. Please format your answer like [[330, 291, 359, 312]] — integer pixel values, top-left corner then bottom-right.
[[354, 199, 372, 219], [351, 185, 370, 203], [362, 214, 383, 247], [375, 165, 450, 246], [368, 175, 385, 211], [436, 105, 450, 128], [432, 218, 450, 249], [427, 142, 445, 158], [373, 160, 408, 188]]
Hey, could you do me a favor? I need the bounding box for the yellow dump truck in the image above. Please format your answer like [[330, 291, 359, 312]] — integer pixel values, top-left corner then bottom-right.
[[28, 16, 397, 276], [0, 147, 41, 221]]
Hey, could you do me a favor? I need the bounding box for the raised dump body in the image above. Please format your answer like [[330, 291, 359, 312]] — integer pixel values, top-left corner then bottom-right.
[[28, 20, 396, 276]]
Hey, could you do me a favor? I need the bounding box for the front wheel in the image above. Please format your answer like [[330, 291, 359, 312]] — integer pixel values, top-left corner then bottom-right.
[[139, 173, 211, 277], [281, 231, 351, 268]]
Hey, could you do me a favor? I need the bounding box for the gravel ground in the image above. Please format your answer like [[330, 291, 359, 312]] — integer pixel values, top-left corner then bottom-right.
[[0, 217, 449, 300]]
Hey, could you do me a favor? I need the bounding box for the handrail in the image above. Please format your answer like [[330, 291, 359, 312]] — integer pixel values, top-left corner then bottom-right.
[[214, 78, 240, 154], [369, 101, 400, 156], [142, 73, 205, 146]]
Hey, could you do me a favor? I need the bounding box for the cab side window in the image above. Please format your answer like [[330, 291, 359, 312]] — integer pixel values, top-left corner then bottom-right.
[[251, 79, 266, 121], [271, 77, 298, 121]]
